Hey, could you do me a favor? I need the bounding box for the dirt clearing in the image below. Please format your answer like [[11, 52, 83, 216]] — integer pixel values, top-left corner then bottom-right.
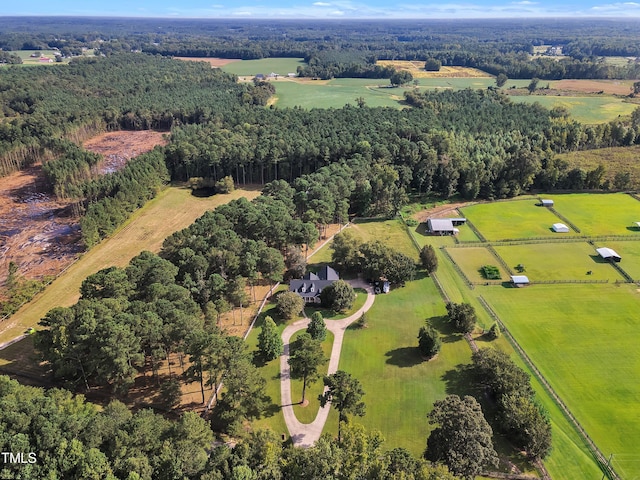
[[83, 130, 168, 174]]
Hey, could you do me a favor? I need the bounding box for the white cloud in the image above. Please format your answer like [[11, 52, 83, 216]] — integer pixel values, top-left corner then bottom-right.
[[511, 1, 538, 4], [313, 2, 332, 6]]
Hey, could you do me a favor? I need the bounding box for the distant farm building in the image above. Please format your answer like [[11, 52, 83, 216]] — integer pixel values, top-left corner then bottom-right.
[[540, 199, 554, 207], [596, 247, 621, 263], [426, 218, 466, 235], [289, 265, 340, 303], [510, 275, 530, 287], [254, 73, 265, 80], [552, 223, 570, 233], [287, 72, 297, 77], [635, 222, 640, 229]]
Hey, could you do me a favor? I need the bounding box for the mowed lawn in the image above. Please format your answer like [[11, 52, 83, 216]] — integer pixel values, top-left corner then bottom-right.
[[446, 247, 510, 283], [461, 199, 571, 241], [0, 185, 261, 344], [493, 242, 624, 282], [482, 284, 640, 479], [551, 193, 640, 236], [339, 275, 472, 456], [510, 95, 637, 124]]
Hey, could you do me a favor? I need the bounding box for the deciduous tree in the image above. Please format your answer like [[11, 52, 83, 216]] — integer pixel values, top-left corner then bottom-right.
[[319, 370, 366, 442], [288, 333, 326, 404]]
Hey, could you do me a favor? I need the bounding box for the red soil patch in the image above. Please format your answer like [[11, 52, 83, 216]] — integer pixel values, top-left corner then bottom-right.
[[174, 57, 241, 68], [83, 130, 168, 174], [0, 131, 168, 300], [551, 79, 632, 96]]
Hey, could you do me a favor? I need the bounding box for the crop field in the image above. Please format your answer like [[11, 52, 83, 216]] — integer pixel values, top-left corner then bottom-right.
[[492, 242, 623, 282], [220, 57, 307, 77], [376, 60, 491, 78], [550, 79, 633, 95], [510, 95, 637, 124], [446, 247, 510, 283], [482, 283, 640, 480], [339, 275, 472, 456], [551, 193, 640, 236], [460, 199, 571, 241]]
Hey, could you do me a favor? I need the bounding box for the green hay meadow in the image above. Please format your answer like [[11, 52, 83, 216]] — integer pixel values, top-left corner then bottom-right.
[[492, 242, 624, 282], [460, 199, 571, 241], [446, 247, 510, 283], [339, 275, 472, 456], [221, 58, 307, 76], [557, 145, 640, 190], [350, 218, 421, 261], [510, 95, 637, 124], [551, 193, 640, 236], [481, 283, 640, 480]]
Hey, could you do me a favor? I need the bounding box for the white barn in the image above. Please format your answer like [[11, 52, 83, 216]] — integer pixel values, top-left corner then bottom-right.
[[510, 275, 530, 287], [596, 247, 621, 263], [552, 223, 569, 233]]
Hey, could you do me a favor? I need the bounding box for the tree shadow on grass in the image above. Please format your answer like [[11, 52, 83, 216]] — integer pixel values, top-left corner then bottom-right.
[[441, 363, 479, 398], [427, 315, 463, 344], [385, 347, 424, 368]]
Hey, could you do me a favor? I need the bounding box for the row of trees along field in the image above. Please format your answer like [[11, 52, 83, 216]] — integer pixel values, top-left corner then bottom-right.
[[1, 373, 463, 480]]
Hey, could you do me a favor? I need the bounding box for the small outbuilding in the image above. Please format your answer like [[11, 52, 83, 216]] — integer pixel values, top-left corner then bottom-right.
[[552, 223, 570, 233], [510, 275, 530, 287], [596, 247, 621, 263], [426, 218, 459, 236], [635, 222, 640, 229], [541, 199, 554, 207]]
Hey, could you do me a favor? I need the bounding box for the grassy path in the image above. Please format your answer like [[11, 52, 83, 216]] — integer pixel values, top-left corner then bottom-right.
[[0, 185, 260, 344]]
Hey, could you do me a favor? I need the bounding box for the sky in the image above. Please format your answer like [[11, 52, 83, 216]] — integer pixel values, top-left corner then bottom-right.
[[4, 0, 640, 18]]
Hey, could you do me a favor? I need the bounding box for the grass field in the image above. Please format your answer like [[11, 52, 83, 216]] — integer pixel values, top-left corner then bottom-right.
[[0, 185, 261, 345], [551, 193, 640, 236], [376, 61, 491, 79], [339, 274, 473, 456], [493, 242, 623, 282], [482, 283, 640, 479], [558, 145, 640, 189], [510, 95, 637, 124], [221, 58, 306, 76], [598, 240, 640, 281], [349, 218, 420, 261], [446, 247, 510, 283], [460, 199, 571, 241]]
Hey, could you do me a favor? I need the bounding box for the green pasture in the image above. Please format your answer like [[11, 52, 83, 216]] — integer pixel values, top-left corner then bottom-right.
[[339, 274, 472, 456], [482, 283, 640, 479], [350, 218, 421, 261], [601, 56, 635, 67], [493, 242, 623, 282], [597, 240, 640, 281], [446, 247, 510, 283], [510, 95, 637, 124], [221, 57, 306, 76], [551, 193, 640, 236], [460, 198, 570, 241], [271, 78, 404, 109]]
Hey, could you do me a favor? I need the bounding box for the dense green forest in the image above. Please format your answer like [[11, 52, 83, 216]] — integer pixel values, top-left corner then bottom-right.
[[4, 17, 640, 79]]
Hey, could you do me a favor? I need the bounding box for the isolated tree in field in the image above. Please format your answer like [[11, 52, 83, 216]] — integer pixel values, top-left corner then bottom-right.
[[320, 279, 355, 312], [488, 322, 501, 340], [319, 370, 366, 442], [419, 244, 438, 275], [527, 78, 539, 94], [307, 311, 327, 341], [495, 73, 508, 87], [424, 58, 441, 71], [417, 324, 441, 359], [446, 302, 477, 333], [425, 395, 498, 479], [276, 291, 305, 320], [390, 70, 413, 86], [258, 316, 283, 360], [288, 333, 326, 404]]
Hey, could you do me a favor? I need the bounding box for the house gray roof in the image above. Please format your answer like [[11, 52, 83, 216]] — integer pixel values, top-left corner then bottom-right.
[[427, 218, 455, 231], [290, 266, 340, 298]]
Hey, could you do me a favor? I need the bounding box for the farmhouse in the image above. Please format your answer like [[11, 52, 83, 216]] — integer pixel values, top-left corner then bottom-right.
[[289, 265, 340, 303], [510, 275, 530, 287], [426, 218, 461, 235], [541, 199, 554, 207], [552, 223, 570, 233], [596, 247, 621, 262]]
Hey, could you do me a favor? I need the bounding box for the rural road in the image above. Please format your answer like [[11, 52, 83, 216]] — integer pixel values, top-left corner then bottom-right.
[[280, 279, 375, 447]]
